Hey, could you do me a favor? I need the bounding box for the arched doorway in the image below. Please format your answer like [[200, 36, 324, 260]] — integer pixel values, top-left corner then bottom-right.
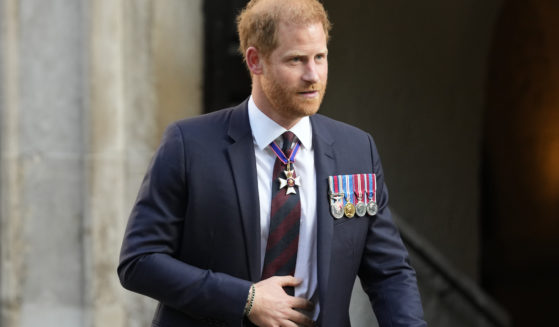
[[483, 1, 559, 325]]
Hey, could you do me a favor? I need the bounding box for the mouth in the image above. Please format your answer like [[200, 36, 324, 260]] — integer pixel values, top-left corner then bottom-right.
[[298, 90, 320, 98]]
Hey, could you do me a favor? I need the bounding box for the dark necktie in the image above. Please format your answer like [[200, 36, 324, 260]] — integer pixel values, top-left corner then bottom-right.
[[261, 131, 301, 295]]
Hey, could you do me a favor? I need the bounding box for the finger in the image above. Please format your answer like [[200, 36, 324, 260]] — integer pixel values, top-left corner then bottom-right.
[[282, 320, 299, 327], [290, 297, 314, 311], [289, 311, 315, 327], [276, 275, 302, 287]]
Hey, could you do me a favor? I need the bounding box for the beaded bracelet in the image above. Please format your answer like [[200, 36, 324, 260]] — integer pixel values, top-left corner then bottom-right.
[[244, 284, 256, 316]]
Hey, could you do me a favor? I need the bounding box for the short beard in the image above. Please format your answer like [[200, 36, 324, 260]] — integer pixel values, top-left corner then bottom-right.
[[262, 77, 327, 121]]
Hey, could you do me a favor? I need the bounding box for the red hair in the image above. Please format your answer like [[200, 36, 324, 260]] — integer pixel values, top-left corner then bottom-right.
[[236, 0, 331, 61]]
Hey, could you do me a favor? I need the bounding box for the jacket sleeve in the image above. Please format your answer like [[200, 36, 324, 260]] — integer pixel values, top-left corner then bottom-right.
[[117, 123, 252, 323], [358, 134, 427, 327]]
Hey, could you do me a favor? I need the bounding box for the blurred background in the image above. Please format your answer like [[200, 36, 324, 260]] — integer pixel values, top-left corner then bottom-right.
[[1, 0, 558, 326]]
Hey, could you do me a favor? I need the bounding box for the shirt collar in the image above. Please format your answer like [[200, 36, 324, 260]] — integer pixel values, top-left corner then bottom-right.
[[248, 96, 313, 150]]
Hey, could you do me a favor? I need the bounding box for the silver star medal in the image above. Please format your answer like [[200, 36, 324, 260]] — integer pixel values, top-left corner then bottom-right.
[[279, 166, 301, 195]]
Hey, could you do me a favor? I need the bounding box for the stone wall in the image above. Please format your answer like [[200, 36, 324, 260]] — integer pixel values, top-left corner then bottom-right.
[[0, 0, 203, 326]]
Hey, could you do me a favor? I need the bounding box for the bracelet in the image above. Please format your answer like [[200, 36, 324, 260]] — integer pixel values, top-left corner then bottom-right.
[[244, 284, 256, 316]]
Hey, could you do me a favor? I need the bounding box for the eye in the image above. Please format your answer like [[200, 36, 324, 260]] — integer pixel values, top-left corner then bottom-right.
[[291, 56, 302, 63]]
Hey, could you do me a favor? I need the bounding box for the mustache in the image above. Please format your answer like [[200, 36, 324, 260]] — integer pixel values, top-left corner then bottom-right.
[[298, 84, 323, 92]]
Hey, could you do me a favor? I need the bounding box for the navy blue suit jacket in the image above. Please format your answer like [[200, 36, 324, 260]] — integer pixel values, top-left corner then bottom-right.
[[118, 100, 426, 327]]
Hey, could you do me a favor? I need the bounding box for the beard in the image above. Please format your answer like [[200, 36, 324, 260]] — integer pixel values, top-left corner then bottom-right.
[[260, 74, 327, 120]]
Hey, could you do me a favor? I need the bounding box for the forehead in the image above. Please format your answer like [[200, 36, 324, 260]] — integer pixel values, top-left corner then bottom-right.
[[273, 22, 327, 54]]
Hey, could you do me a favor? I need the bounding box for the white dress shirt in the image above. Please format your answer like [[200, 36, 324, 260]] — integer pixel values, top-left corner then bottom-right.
[[248, 96, 319, 318]]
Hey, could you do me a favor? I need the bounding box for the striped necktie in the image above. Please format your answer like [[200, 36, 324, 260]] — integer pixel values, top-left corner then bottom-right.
[[261, 131, 301, 295]]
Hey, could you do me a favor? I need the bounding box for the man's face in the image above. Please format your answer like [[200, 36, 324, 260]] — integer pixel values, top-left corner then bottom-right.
[[259, 22, 328, 121]]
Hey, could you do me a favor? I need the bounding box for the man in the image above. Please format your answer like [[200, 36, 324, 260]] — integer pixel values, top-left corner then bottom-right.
[[118, 0, 426, 326]]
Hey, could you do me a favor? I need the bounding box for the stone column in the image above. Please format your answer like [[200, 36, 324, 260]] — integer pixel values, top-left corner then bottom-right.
[[84, 1, 203, 326], [1, 0, 87, 326], [85, 0, 129, 325], [0, 0, 24, 325]]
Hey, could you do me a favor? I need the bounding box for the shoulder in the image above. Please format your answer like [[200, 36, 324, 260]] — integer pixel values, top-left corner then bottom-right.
[[171, 107, 235, 137], [311, 113, 374, 143], [165, 101, 248, 142], [311, 113, 383, 170]]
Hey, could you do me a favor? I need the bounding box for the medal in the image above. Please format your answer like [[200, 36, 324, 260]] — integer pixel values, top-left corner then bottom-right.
[[279, 163, 301, 195], [270, 139, 301, 195], [343, 175, 355, 218], [356, 202, 367, 217], [328, 176, 344, 219], [365, 173, 378, 216], [366, 200, 378, 216], [354, 174, 367, 217], [331, 194, 344, 219], [344, 202, 356, 218]]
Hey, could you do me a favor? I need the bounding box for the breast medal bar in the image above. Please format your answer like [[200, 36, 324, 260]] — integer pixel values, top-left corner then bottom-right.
[[328, 173, 378, 219]]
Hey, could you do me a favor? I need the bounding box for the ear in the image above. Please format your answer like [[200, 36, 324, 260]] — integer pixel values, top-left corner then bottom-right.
[[246, 47, 264, 75]]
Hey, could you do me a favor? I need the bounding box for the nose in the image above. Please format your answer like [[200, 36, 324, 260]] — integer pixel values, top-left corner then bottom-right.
[[302, 62, 320, 84]]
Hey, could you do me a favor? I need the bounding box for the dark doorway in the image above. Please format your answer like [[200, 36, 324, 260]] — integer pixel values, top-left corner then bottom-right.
[[203, 0, 251, 113], [482, 1, 559, 326]]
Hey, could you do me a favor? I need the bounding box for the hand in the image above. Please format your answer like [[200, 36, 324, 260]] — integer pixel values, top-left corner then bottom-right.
[[247, 276, 315, 327]]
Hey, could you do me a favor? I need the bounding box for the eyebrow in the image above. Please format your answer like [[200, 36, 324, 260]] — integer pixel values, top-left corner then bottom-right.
[[283, 49, 329, 57]]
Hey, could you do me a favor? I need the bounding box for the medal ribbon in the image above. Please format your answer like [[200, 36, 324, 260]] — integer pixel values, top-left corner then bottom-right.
[[337, 175, 345, 205], [329, 176, 341, 196], [269, 140, 301, 166], [328, 176, 338, 201], [366, 173, 377, 203], [328, 176, 335, 195], [353, 174, 364, 201], [373, 174, 376, 203], [344, 175, 354, 204]]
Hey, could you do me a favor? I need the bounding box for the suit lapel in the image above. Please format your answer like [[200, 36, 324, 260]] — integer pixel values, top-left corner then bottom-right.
[[310, 115, 336, 306], [226, 101, 261, 282]]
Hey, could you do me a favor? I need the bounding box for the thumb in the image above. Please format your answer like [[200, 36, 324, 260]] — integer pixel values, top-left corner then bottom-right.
[[276, 275, 302, 287]]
